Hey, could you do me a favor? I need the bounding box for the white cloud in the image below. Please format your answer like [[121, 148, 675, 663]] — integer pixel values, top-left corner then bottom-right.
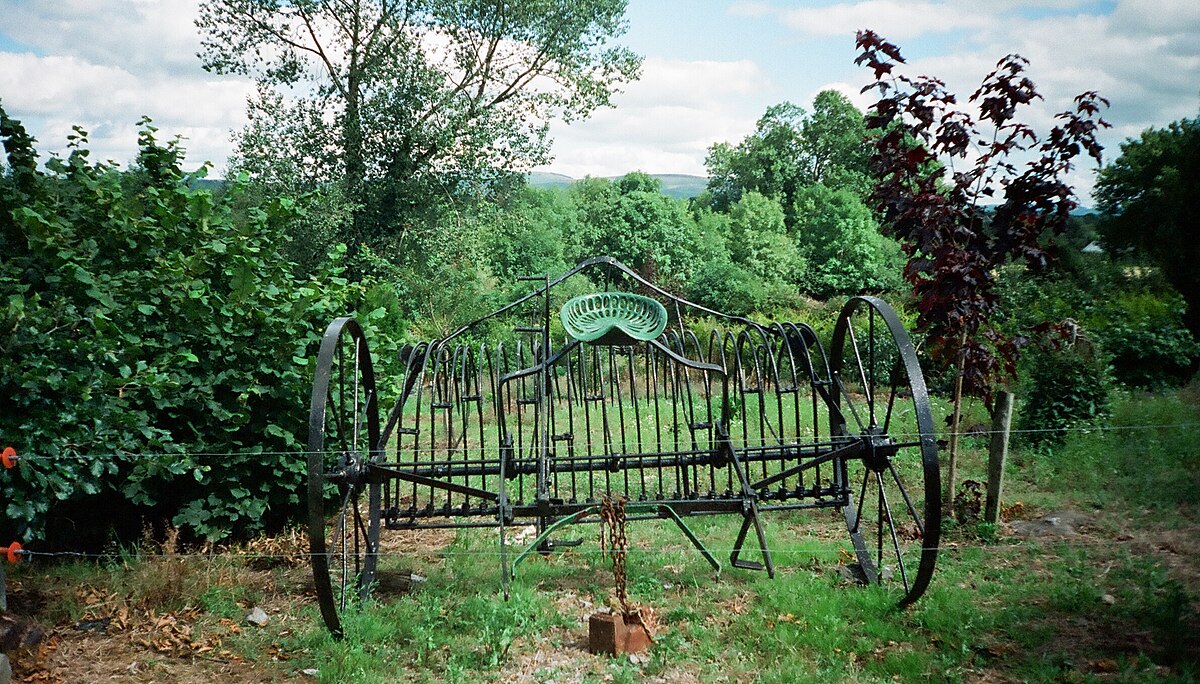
[[1110, 0, 1200, 38], [779, 1, 991, 39], [0, 1, 252, 171], [0, 0, 202, 75], [806, 80, 875, 113], [539, 57, 774, 177]]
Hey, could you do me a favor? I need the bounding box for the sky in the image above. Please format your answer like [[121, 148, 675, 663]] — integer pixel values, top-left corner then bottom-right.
[[1, 0, 1198, 203]]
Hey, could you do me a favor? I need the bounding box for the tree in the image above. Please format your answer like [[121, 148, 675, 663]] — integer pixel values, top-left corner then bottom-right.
[[726, 190, 805, 288], [197, 0, 641, 252], [798, 90, 872, 196], [482, 186, 575, 288], [703, 102, 804, 214], [855, 30, 1108, 507], [791, 184, 903, 297], [570, 173, 698, 283], [1095, 117, 1200, 336], [702, 91, 871, 223]]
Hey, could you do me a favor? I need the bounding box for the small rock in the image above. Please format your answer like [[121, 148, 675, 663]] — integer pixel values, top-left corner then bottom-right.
[[1011, 511, 1090, 538], [1, 653, 12, 684], [628, 653, 642, 665], [838, 563, 869, 585], [1102, 593, 1117, 605], [125, 661, 140, 675], [301, 668, 320, 677], [246, 607, 270, 627]]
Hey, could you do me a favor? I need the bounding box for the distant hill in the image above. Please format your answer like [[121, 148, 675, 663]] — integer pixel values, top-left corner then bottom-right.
[[527, 172, 708, 199], [526, 171, 576, 190], [640, 174, 709, 200]]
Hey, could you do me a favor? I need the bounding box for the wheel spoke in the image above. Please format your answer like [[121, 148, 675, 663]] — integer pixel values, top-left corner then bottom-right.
[[352, 389, 375, 458], [876, 472, 884, 581], [878, 474, 911, 593], [337, 487, 352, 611], [853, 464, 870, 534], [868, 309, 876, 427], [845, 318, 873, 412], [887, 461, 925, 537], [326, 384, 348, 453], [352, 337, 362, 452], [834, 372, 868, 433], [353, 496, 365, 578], [882, 374, 899, 433], [337, 339, 346, 448]]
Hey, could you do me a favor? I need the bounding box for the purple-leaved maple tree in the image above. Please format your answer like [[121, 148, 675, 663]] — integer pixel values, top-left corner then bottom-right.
[[854, 30, 1109, 507]]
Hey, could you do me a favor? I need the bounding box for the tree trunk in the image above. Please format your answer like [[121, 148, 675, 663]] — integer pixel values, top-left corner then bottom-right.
[[943, 337, 967, 516], [342, 3, 367, 268]]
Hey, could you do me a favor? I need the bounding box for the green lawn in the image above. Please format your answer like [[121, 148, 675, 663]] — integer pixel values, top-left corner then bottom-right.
[[6, 389, 1198, 682]]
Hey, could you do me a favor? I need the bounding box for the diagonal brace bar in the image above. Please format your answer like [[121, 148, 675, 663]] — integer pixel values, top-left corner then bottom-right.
[[653, 503, 721, 576], [511, 505, 598, 577], [751, 440, 862, 491]]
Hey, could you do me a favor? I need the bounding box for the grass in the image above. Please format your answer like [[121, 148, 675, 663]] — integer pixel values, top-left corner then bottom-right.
[[6, 389, 1200, 682]]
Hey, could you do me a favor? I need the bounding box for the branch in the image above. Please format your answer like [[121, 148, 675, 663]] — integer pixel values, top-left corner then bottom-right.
[[295, 4, 349, 99], [488, 31, 560, 108], [225, 5, 326, 66]]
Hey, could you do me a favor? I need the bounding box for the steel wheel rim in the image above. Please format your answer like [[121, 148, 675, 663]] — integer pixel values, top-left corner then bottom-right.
[[307, 317, 382, 638], [830, 296, 941, 607]]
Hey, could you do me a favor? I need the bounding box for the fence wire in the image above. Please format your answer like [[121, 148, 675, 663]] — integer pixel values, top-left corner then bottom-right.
[[3, 535, 1162, 564], [2, 419, 1195, 567], [3, 420, 1199, 464]]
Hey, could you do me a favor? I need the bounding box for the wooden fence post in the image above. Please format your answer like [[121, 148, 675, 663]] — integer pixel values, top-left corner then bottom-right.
[[984, 391, 1014, 524]]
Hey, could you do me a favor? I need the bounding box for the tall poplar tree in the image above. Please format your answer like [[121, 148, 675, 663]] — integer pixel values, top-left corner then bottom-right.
[[197, 0, 641, 254]]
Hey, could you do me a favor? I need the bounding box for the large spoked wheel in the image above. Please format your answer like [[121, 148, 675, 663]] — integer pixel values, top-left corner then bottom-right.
[[308, 317, 382, 638], [830, 297, 941, 607]]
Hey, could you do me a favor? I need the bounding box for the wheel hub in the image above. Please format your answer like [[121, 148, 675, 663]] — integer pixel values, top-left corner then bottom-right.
[[329, 451, 371, 486], [860, 431, 898, 473]]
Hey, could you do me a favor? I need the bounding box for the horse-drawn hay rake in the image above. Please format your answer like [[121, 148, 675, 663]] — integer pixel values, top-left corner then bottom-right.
[[306, 256, 940, 637]]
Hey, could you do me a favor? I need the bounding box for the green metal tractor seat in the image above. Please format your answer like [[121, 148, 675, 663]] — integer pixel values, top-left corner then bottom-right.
[[560, 292, 668, 345]]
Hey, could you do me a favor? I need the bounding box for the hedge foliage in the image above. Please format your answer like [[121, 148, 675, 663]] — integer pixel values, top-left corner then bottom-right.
[[1, 111, 392, 542]]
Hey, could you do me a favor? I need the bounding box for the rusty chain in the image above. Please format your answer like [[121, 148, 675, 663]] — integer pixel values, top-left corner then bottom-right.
[[598, 495, 630, 614]]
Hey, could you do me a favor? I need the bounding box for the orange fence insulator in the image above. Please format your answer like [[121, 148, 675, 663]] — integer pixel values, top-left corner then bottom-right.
[[1, 447, 15, 469], [3, 542, 21, 564]]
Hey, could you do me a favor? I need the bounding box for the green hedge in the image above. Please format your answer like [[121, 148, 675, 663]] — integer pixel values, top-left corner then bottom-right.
[[1, 110, 392, 542]]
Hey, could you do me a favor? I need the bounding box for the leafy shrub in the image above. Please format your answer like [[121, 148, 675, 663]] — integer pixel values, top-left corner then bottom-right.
[[686, 259, 767, 316], [726, 191, 807, 290], [1089, 290, 1198, 388], [791, 184, 905, 297], [998, 258, 1198, 391], [1017, 346, 1110, 447], [1, 111, 392, 542]]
